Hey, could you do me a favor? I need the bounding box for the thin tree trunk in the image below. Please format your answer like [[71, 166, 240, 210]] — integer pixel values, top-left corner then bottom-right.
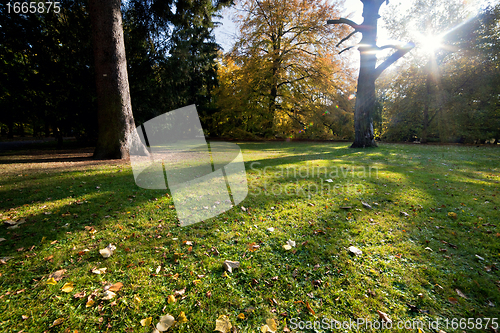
[[422, 70, 432, 144], [89, 0, 148, 159]]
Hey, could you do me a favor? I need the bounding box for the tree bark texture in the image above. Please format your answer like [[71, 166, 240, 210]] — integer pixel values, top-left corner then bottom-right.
[[350, 0, 382, 148], [89, 0, 147, 159]]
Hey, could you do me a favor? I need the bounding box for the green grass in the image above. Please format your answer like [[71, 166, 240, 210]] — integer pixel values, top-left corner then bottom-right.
[[0, 142, 499, 332]]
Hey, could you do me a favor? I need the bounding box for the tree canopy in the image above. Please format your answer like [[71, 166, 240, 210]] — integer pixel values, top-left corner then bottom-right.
[[212, 0, 356, 139]]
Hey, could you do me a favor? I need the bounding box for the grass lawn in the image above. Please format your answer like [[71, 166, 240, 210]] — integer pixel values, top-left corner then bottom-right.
[[0, 142, 499, 332]]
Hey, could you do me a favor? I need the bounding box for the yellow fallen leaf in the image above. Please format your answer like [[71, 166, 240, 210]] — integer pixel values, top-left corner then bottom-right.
[[167, 294, 176, 304], [134, 296, 142, 305], [140, 317, 152, 327], [283, 244, 292, 250], [46, 277, 57, 285], [237, 313, 245, 320], [261, 324, 275, 333], [214, 315, 232, 333], [266, 318, 277, 330], [192, 279, 201, 285], [61, 282, 74, 293], [177, 311, 188, 323], [86, 299, 95, 307], [261, 318, 277, 332]]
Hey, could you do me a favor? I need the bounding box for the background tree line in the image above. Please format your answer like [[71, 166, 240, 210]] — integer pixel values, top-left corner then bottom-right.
[[378, 0, 500, 144], [1, 0, 499, 144], [0, 0, 229, 144]]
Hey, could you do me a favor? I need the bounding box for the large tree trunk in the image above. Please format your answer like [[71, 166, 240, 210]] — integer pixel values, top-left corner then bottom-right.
[[351, 1, 380, 148], [328, 0, 414, 148], [89, 0, 148, 159]]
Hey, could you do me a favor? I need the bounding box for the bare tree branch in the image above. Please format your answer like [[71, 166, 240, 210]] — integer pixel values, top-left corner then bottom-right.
[[337, 30, 360, 47], [374, 42, 415, 79], [327, 18, 362, 30], [339, 45, 357, 55]]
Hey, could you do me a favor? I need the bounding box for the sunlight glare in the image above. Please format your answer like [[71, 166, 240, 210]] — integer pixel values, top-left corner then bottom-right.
[[415, 32, 444, 55]]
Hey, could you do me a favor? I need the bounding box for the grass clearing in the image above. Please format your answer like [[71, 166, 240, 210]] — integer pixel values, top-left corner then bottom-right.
[[0, 142, 499, 332]]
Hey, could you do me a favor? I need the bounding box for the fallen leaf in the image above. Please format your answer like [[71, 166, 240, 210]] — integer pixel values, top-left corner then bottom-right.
[[46, 277, 57, 285], [455, 289, 467, 299], [101, 290, 116, 300], [282, 244, 292, 250], [448, 297, 458, 304], [361, 201, 373, 209], [141, 317, 152, 327], [167, 295, 176, 304], [0, 238, 6, 243], [177, 311, 188, 323], [48, 269, 67, 281], [448, 212, 457, 219], [174, 288, 186, 297], [73, 291, 86, 299], [223, 260, 240, 273], [21, 315, 29, 320], [156, 266, 162, 274], [61, 282, 74, 293], [261, 318, 277, 332], [266, 227, 275, 232], [237, 313, 245, 320], [99, 244, 116, 258], [156, 314, 175, 332], [286, 239, 296, 247], [51, 318, 64, 327], [248, 242, 260, 252], [305, 301, 315, 315], [376, 310, 392, 323], [86, 299, 95, 307], [108, 282, 123, 292], [215, 315, 232, 333], [348, 246, 362, 256], [78, 249, 90, 256], [91, 267, 107, 275]]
